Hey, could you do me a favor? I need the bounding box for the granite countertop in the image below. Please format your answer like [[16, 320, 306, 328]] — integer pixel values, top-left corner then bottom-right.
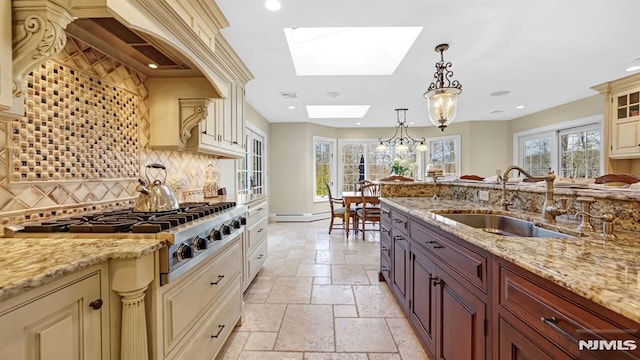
[[0, 236, 167, 302], [205, 193, 269, 206], [380, 196, 640, 323]]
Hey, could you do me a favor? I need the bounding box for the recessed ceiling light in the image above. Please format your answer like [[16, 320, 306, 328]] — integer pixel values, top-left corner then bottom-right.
[[325, 91, 341, 98], [490, 110, 504, 114], [356, 122, 361, 126], [284, 27, 422, 75], [490, 90, 510, 96], [306, 105, 370, 118], [264, 0, 281, 11], [515, 105, 525, 110], [409, 122, 415, 125], [288, 106, 295, 110], [148, 63, 158, 69], [626, 65, 640, 72]]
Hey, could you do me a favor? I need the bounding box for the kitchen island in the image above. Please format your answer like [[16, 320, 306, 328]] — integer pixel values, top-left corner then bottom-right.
[[381, 196, 640, 360]]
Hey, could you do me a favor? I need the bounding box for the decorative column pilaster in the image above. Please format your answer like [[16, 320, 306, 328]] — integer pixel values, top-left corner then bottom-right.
[[11, 0, 74, 97], [119, 287, 150, 360], [111, 253, 155, 360]]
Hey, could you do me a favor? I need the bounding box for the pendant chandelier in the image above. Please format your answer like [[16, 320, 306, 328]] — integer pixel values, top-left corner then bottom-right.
[[376, 108, 428, 154], [423, 43, 462, 131]]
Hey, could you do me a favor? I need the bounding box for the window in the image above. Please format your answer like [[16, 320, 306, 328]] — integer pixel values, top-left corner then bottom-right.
[[520, 132, 553, 176], [237, 126, 266, 194], [338, 139, 390, 192], [515, 116, 602, 178], [313, 137, 336, 200], [427, 135, 460, 176], [559, 124, 601, 178]]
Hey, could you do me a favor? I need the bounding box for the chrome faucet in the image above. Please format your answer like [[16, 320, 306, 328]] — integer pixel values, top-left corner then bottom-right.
[[501, 165, 567, 222]]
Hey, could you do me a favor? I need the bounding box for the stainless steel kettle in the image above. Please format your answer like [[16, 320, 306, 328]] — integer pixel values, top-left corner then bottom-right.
[[135, 163, 180, 212]]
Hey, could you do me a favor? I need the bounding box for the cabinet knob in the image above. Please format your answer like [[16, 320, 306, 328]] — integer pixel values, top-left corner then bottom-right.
[[89, 299, 103, 310]]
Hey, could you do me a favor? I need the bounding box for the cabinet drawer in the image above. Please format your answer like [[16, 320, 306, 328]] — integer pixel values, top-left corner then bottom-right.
[[391, 210, 409, 236], [162, 241, 241, 353], [499, 265, 640, 359], [380, 235, 391, 264], [248, 217, 268, 250], [411, 221, 487, 291], [168, 279, 242, 360], [380, 220, 392, 243], [380, 203, 391, 223], [248, 201, 268, 222], [380, 256, 391, 283], [247, 237, 268, 283]]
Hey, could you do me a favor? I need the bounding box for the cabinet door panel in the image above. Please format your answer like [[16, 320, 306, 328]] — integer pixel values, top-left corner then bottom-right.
[[410, 244, 437, 356], [438, 269, 486, 360], [498, 317, 560, 360], [392, 235, 409, 301], [0, 273, 102, 360]]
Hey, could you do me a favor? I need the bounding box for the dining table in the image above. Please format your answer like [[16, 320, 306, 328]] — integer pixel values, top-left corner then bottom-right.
[[341, 191, 380, 238]]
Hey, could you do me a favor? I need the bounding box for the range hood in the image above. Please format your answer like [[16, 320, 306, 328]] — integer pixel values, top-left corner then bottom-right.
[[9, 0, 253, 110], [65, 17, 204, 79]]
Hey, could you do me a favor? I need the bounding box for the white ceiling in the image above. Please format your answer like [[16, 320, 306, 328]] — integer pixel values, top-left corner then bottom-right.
[[215, 0, 640, 128]]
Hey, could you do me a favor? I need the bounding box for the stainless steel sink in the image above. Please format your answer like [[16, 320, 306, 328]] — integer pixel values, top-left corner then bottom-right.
[[436, 213, 572, 238]]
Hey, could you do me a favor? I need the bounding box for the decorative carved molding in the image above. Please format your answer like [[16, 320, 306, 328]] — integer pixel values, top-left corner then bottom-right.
[[179, 98, 210, 144], [12, 0, 74, 97]]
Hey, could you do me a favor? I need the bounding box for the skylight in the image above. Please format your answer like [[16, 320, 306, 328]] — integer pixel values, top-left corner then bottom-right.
[[306, 105, 371, 118], [284, 27, 422, 76]]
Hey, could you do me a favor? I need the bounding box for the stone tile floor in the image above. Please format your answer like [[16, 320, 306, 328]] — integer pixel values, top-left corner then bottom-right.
[[216, 220, 431, 360]]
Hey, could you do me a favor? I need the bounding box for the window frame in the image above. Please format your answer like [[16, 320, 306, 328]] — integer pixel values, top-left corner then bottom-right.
[[313, 136, 337, 202], [237, 124, 267, 195], [513, 115, 603, 177], [426, 134, 461, 177]]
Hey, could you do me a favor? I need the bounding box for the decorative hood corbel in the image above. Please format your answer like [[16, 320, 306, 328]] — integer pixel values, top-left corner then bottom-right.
[[12, 0, 74, 97]]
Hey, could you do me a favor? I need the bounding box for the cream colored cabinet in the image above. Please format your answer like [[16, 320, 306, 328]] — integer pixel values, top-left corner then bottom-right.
[[0, 264, 109, 360], [610, 88, 640, 158], [244, 198, 269, 291], [592, 73, 640, 160], [0, 0, 12, 112], [220, 81, 245, 155], [165, 0, 225, 52], [155, 238, 243, 360], [149, 78, 245, 158]]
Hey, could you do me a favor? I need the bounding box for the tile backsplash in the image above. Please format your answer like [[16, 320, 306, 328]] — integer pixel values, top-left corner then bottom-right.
[[0, 36, 218, 227]]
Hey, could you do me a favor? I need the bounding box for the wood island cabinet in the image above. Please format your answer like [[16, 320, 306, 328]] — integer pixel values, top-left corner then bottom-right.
[[495, 258, 640, 360], [384, 205, 489, 360], [379, 203, 392, 282]]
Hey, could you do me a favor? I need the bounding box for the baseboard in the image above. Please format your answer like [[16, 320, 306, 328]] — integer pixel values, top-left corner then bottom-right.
[[270, 211, 330, 222]]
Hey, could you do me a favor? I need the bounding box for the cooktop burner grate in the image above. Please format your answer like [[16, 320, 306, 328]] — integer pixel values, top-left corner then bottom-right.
[[18, 202, 237, 234]]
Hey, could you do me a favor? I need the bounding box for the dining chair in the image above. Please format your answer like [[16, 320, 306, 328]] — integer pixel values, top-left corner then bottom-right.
[[356, 182, 381, 240], [325, 182, 356, 234]]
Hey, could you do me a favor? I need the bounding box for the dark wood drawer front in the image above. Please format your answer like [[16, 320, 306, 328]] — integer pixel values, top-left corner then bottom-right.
[[380, 222, 391, 242], [381, 203, 391, 221], [391, 211, 409, 236], [500, 266, 640, 359], [411, 221, 487, 292], [380, 236, 391, 264]]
